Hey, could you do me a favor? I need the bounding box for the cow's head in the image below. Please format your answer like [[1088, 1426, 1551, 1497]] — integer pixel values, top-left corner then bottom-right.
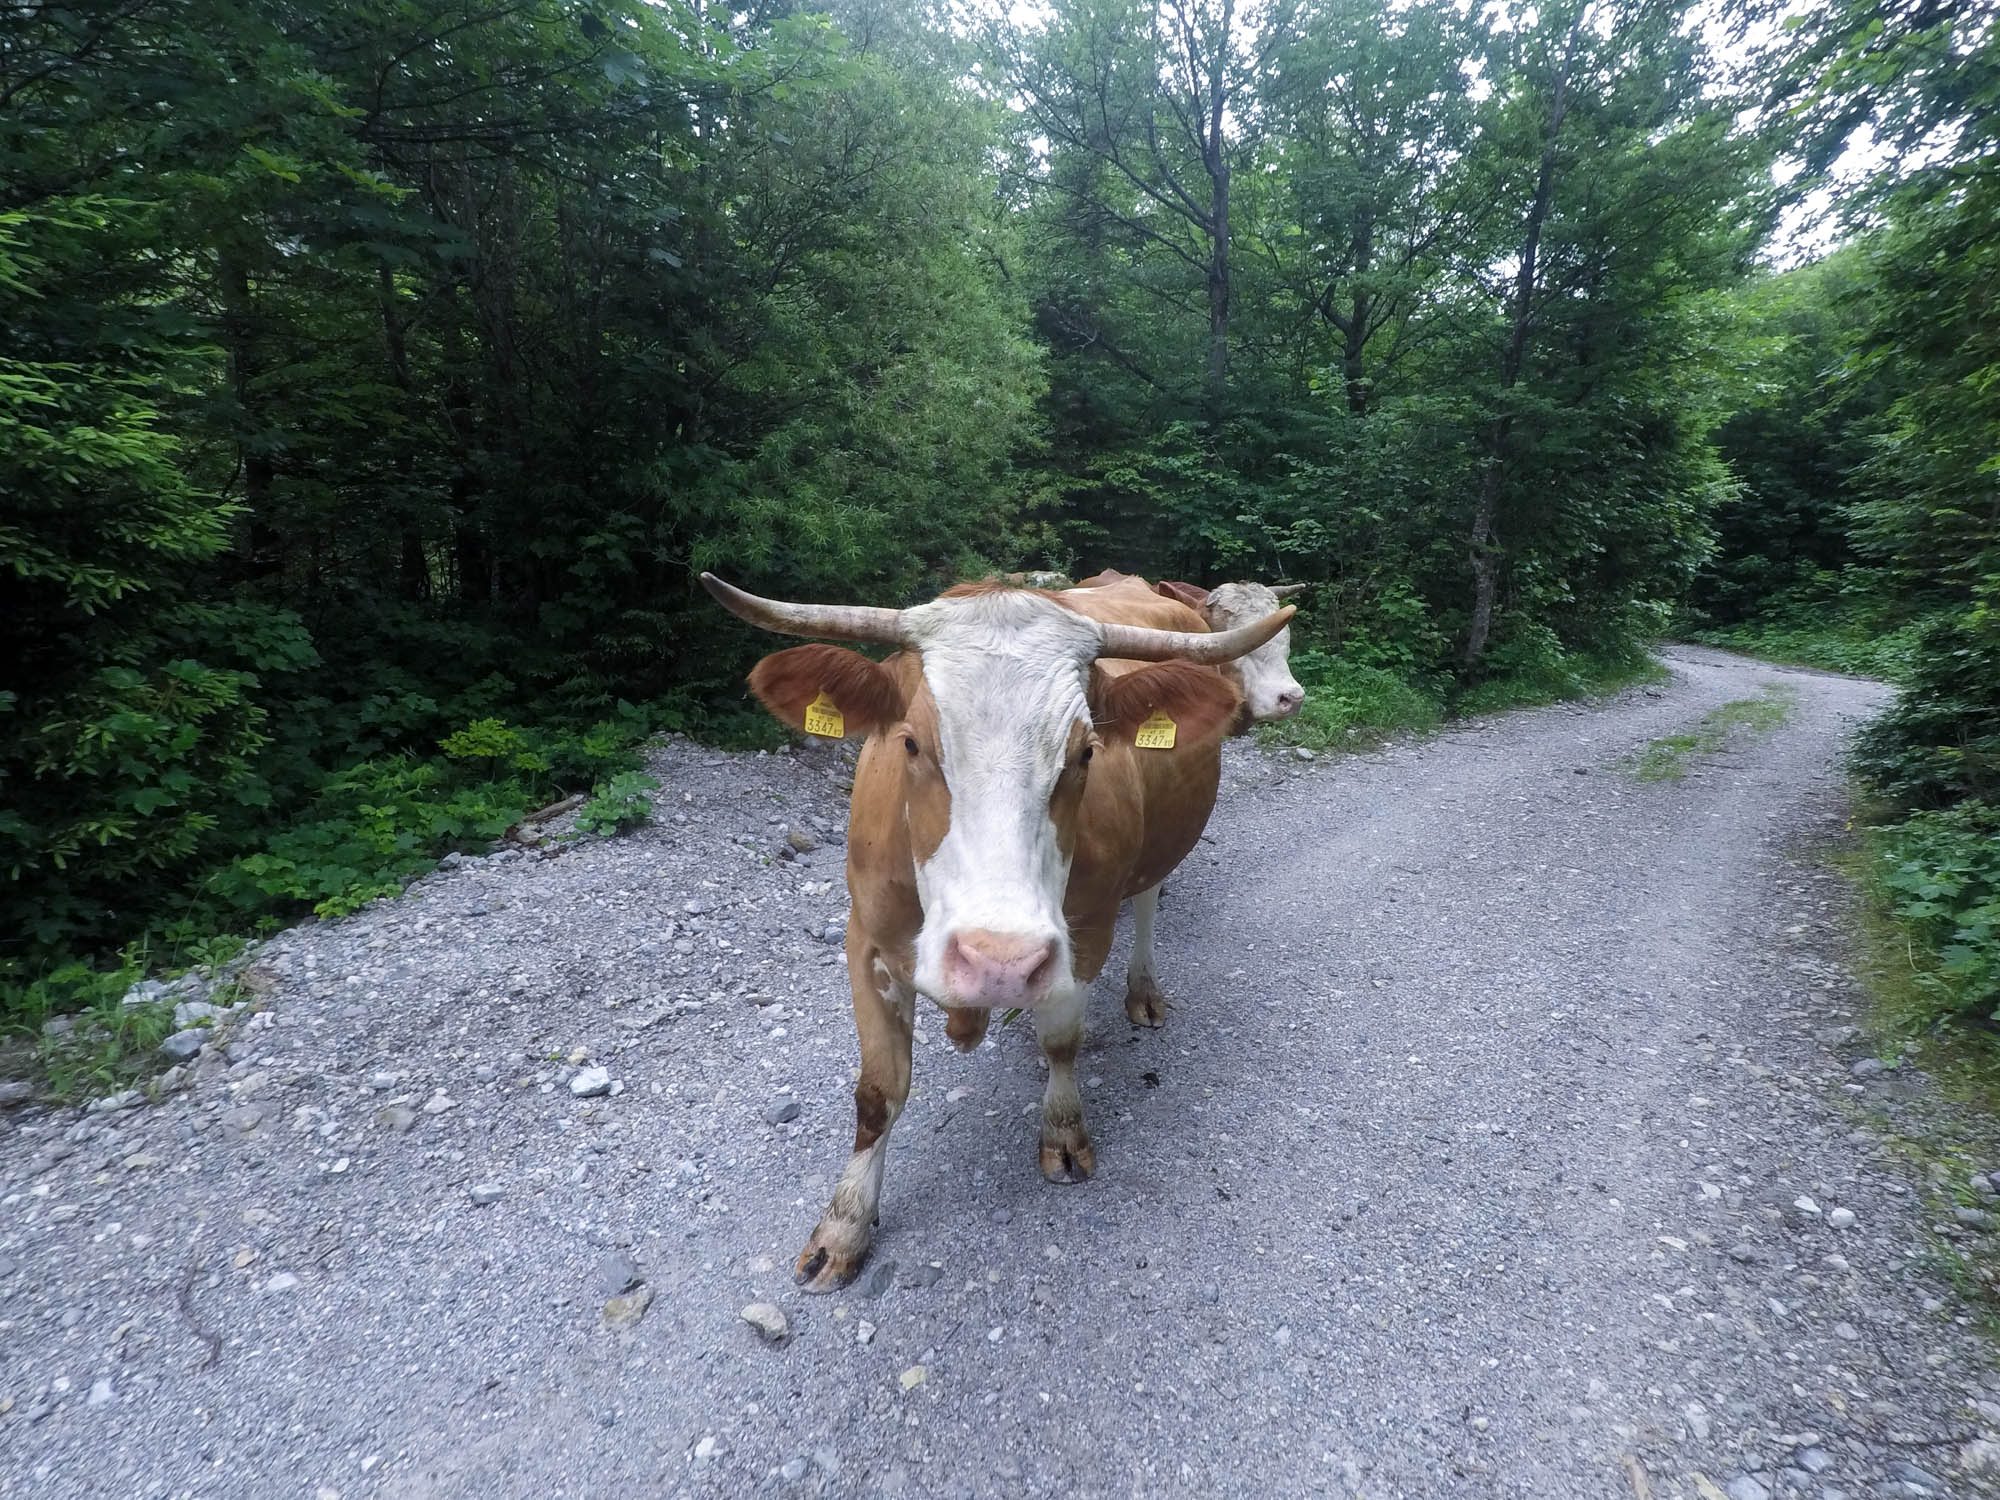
[[1156, 579, 1308, 723], [704, 575, 1293, 1012]]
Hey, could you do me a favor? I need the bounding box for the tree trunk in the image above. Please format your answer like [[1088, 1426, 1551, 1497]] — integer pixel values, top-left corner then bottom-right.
[[1463, 12, 1583, 670]]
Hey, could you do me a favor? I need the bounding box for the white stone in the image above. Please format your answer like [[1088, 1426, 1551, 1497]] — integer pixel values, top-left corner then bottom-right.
[[740, 1302, 788, 1342], [570, 1067, 612, 1098]]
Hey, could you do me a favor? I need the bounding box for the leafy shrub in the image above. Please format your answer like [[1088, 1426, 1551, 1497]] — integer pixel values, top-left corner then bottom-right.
[[1873, 800, 2000, 1022], [1694, 618, 1929, 681], [1456, 622, 1666, 717], [1852, 612, 2000, 808], [208, 758, 531, 919], [576, 772, 661, 837], [1688, 573, 1934, 682], [1255, 650, 1443, 752]]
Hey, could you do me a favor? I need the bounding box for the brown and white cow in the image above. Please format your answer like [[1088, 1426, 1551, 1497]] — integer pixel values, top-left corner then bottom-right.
[[1073, 569, 1309, 728], [1065, 569, 1311, 1025], [702, 573, 1293, 1290]]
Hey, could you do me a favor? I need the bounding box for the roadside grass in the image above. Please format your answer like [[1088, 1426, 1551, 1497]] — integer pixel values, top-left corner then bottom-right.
[[1627, 683, 1797, 781], [1690, 617, 1930, 684], [1454, 650, 1671, 718], [37, 993, 178, 1102], [1254, 652, 1444, 753], [1690, 621, 1926, 682], [1837, 835, 2000, 1333], [1256, 647, 1669, 757]]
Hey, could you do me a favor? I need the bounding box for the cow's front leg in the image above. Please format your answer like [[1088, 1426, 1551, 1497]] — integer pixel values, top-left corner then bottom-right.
[[796, 944, 913, 1293], [1122, 882, 1169, 1027], [1035, 984, 1095, 1183]]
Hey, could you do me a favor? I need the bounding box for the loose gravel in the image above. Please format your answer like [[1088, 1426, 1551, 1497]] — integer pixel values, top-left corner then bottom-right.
[[4, 644, 1997, 1499]]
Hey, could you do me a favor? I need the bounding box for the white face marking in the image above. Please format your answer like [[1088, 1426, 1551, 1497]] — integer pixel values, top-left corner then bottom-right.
[[898, 592, 1099, 1006], [1205, 583, 1303, 721]]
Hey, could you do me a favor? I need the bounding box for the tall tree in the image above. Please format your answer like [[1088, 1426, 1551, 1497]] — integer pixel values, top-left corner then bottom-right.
[[994, 0, 1299, 419], [1259, 0, 1485, 414], [1459, 0, 1768, 668]]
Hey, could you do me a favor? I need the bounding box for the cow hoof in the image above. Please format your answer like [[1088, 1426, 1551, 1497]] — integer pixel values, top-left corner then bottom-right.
[[1039, 1135, 1096, 1184], [944, 1006, 990, 1053], [794, 1234, 867, 1294], [1123, 985, 1168, 1028]]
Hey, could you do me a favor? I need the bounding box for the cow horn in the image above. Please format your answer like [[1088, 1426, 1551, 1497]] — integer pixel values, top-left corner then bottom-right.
[[1096, 606, 1295, 664], [1269, 582, 1310, 599], [700, 573, 907, 644]]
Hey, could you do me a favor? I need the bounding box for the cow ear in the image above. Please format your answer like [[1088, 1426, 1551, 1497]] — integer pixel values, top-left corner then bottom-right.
[[1153, 579, 1210, 609], [1091, 662, 1242, 747], [748, 645, 904, 740]]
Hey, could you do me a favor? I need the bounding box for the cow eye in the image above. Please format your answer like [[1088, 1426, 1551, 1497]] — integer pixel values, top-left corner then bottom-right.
[[903, 735, 919, 757], [1080, 745, 1094, 765]]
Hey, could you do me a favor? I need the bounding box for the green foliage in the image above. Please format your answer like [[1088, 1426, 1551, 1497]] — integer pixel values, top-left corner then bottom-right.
[[1691, 255, 1885, 625], [1, 0, 1035, 1003], [1764, 0, 2000, 822], [1873, 801, 2000, 1022], [1254, 650, 1443, 752], [209, 758, 526, 919], [38, 992, 180, 1102], [1853, 613, 2000, 808], [1002, 0, 1766, 682], [207, 715, 648, 921], [5, 948, 178, 1101], [576, 773, 661, 838], [1689, 572, 1932, 683], [1455, 626, 1668, 717]]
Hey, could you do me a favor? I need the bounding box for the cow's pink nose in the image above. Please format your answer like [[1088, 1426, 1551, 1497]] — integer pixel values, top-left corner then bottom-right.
[[1275, 687, 1305, 716], [943, 930, 1057, 1009]]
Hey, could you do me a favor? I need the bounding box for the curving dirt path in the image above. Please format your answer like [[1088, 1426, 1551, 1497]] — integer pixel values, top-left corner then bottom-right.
[[6, 644, 1997, 1500]]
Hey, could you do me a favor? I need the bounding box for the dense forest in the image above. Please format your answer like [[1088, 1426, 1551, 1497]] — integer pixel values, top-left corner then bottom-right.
[[3, 1, 1996, 1052]]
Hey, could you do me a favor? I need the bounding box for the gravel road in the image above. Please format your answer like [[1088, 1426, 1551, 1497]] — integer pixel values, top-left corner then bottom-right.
[[7, 643, 1998, 1500]]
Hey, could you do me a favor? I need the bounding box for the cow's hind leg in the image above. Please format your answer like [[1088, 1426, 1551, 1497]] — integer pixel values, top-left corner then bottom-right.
[[796, 944, 913, 1293], [1035, 985, 1095, 1183], [1123, 883, 1169, 1028]]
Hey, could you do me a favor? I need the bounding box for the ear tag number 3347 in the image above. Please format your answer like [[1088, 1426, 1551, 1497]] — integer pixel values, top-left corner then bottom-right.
[[1134, 711, 1177, 750], [803, 691, 844, 739]]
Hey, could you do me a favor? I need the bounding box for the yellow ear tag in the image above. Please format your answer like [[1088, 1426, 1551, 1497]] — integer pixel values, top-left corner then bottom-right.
[[1133, 711, 1177, 750], [801, 691, 844, 739]]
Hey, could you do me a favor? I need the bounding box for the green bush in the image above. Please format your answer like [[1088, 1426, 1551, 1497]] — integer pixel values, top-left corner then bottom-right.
[[1873, 800, 2000, 1022], [1852, 612, 2000, 808], [576, 772, 661, 837], [207, 758, 531, 920], [1255, 650, 1444, 752], [1688, 572, 1933, 682], [3, 706, 664, 1036], [1455, 623, 1666, 717], [207, 714, 654, 920]]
